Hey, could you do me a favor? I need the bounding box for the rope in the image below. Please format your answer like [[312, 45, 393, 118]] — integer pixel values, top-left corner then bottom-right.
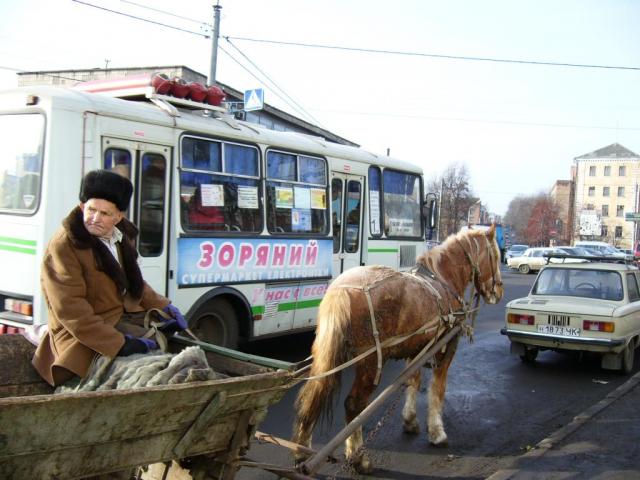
[[292, 302, 479, 382]]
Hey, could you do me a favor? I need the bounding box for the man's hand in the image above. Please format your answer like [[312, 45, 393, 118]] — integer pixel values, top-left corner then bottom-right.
[[159, 303, 188, 335], [118, 335, 158, 356]]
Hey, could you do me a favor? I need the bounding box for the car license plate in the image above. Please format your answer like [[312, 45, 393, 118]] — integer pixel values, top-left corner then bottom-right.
[[537, 325, 581, 336]]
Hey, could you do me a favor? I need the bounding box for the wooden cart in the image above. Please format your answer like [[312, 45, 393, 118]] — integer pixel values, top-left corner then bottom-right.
[[0, 334, 296, 480]]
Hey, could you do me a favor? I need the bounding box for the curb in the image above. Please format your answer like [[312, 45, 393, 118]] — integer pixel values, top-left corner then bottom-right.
[[486, 368, 640, 480]]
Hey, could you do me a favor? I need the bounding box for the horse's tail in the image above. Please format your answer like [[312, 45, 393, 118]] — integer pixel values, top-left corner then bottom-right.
[[292, 286, 351, 451]]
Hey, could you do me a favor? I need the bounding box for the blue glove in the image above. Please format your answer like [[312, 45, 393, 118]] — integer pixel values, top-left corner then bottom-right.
[[160, 303, 188, 334], [118, 334, 158, 356]]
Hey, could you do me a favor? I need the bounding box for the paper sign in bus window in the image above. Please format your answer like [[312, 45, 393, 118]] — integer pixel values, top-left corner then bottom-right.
[[292, 209, 312, 231], [369, 190, 380, 235], [201, 184, 224, 207], [238, 185, 259, 209], [275, 186, 294, 208], [294, 186, 311, 209], [311, 188, 326, 209], [389, 218, 414, 236]]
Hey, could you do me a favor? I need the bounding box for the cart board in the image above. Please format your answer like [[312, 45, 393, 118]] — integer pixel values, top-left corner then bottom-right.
[[0, 334, 295, 480]]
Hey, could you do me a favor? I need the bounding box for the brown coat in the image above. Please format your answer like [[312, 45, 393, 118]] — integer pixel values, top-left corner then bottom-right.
[[33, 207, 169, 386]]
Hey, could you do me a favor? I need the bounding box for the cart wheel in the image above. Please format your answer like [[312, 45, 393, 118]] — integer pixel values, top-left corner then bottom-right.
[[520, 347, 538, 363], [190, 298, 239, 349], [621, 342, 635, 375]]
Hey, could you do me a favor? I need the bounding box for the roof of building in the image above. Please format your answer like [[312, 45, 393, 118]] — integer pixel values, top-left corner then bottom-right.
[[16, 65, 358, 147], [574, 142, 639, 160]]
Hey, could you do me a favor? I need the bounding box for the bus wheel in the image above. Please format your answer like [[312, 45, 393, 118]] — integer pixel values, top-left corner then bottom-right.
[[190, 298, 239, 349]]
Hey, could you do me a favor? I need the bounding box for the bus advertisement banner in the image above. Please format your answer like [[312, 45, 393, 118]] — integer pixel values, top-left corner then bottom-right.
[[177, 238, 333, 286]]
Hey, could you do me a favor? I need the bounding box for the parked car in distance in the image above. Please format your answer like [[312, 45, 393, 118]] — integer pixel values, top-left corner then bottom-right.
[[506, 247, 585, 274], [502, 258, 640, 374], [555, 246, 595, 257], [504, 244, 529, 264], [619, 248, 634, 256], [574, 240, 626, 258]]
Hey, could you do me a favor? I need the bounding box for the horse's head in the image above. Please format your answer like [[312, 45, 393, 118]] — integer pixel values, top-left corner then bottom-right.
[[472, 224, 504, 304]]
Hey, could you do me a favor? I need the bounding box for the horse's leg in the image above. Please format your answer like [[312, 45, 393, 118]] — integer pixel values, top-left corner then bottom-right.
[[402, 367, 421, 434], [427, 334, 461, 446], [344, 360, 378, 474]]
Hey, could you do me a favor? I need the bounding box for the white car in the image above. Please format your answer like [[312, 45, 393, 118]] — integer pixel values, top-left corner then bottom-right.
[[506, 247, 585, 274], [502, 259, 640, 374]]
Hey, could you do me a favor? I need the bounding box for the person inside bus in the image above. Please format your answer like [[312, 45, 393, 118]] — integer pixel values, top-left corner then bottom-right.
[[32, 169, 188, 387], [187, 183, 226, 230]]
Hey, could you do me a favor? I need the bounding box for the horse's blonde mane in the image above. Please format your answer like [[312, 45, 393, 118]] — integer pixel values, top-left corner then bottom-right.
[[417, 225, 497, 267]]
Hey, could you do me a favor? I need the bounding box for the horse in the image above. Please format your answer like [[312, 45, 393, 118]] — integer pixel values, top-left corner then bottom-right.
[[292, 224, 503, 474]]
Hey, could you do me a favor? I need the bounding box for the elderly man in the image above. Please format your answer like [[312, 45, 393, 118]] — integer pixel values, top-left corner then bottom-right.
[[33, 169, 186, 387]]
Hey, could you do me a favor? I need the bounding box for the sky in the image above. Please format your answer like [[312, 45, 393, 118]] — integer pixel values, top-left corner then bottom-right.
[[2, 0, 640, 216]]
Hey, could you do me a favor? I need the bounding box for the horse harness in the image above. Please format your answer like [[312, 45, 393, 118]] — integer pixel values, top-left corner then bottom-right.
[[455, 232, 503, 298], [334, 237, 498, 385]]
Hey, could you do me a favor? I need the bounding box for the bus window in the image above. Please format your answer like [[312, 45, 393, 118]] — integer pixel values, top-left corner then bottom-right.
[[266, 150, 328, 234], [0, 114, 44, 213], [180, 136, 261, 233], [368, 166, 382, 236], [383, 170, 422, 238], [344, 180, 362, 253], [138, 153, 166, 256], [104, 148, 132, 180], [332, 178, 343, 253]]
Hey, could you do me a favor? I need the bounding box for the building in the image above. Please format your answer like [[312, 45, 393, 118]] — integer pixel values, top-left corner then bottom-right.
[[16, 65, 358, 147], [573, 143, 640, 248], [550, 179, 574, 246]]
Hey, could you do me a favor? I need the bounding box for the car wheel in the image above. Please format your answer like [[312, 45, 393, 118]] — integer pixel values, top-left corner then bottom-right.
[[621, 342, 635, 375], [518, 264, 531, 274], [520, 347, 538, 363], [190, 297, 240, 349]]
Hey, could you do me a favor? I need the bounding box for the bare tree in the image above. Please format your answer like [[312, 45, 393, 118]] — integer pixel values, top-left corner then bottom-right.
[[525, 196, 559, 246], [426, 163, 475, 239], [504, 195, 537, 243]]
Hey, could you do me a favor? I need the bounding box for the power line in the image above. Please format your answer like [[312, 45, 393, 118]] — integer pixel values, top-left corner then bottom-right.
[[226, 36, 640, 72], [218, 44, 321, 124], [72, 0, 209, 38], [314, 107, 640, 131], [120, 0, 211, 27], [224, 38, 322, 127]]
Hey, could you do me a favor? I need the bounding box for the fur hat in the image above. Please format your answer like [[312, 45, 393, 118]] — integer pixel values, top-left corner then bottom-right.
[[79, 169, 133, 211]]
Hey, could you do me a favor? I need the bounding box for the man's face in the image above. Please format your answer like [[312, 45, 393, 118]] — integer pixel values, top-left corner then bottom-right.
[[80, 198, 123, 239]]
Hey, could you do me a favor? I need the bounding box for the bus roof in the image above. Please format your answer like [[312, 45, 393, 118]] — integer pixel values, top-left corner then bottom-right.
[[0, 86, 423, 174]]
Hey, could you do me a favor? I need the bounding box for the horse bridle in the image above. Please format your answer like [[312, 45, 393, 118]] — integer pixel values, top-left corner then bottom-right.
[[456, 233, 503, 298]]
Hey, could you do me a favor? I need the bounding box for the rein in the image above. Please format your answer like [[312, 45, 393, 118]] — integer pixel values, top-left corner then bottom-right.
[[296, 231, 499, 385]]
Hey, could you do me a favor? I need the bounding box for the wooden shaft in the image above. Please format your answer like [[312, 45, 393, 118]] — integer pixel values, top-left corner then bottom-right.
[[300, 325, 462, 475]]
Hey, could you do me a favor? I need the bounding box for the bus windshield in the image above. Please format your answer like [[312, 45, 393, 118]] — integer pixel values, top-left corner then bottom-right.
[[383, 170, 422, 237], [0, 114, 45, 213]]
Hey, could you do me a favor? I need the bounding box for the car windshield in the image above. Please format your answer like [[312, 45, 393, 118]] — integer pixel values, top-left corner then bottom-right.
[[533, 268, 624, 300]]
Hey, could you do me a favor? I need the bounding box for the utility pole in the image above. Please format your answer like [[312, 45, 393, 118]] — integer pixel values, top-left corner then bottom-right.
[[208, 2, 222, 85]]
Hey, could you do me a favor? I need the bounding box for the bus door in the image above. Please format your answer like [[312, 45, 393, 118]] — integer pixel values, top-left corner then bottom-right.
[[331, 173, 364, 275], [102, 138, 172, 296]]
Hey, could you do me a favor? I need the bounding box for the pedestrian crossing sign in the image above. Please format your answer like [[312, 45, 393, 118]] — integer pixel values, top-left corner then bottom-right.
[[244, 88, 264, 112]]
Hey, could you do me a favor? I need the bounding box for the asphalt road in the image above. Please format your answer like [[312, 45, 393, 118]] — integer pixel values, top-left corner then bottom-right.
[[239, 266, 636, 479]]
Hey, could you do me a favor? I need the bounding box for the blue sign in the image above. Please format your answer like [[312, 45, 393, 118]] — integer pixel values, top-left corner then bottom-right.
[[243, 88, 264, 111], [177, 237, 332, 286]]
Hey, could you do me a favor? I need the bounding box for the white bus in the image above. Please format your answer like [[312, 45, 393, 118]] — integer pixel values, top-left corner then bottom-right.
[[0, 81, 432, 348]]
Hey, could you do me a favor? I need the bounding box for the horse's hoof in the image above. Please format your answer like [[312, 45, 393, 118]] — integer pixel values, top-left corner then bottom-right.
[[403, 419, 420, 434], [354, 455, 374, 474], [429, 432, 448, 447], [293, 455, 309, 470]]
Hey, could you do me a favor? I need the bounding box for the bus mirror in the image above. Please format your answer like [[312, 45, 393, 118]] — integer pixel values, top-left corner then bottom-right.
[[423, 194, 438, 230]]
